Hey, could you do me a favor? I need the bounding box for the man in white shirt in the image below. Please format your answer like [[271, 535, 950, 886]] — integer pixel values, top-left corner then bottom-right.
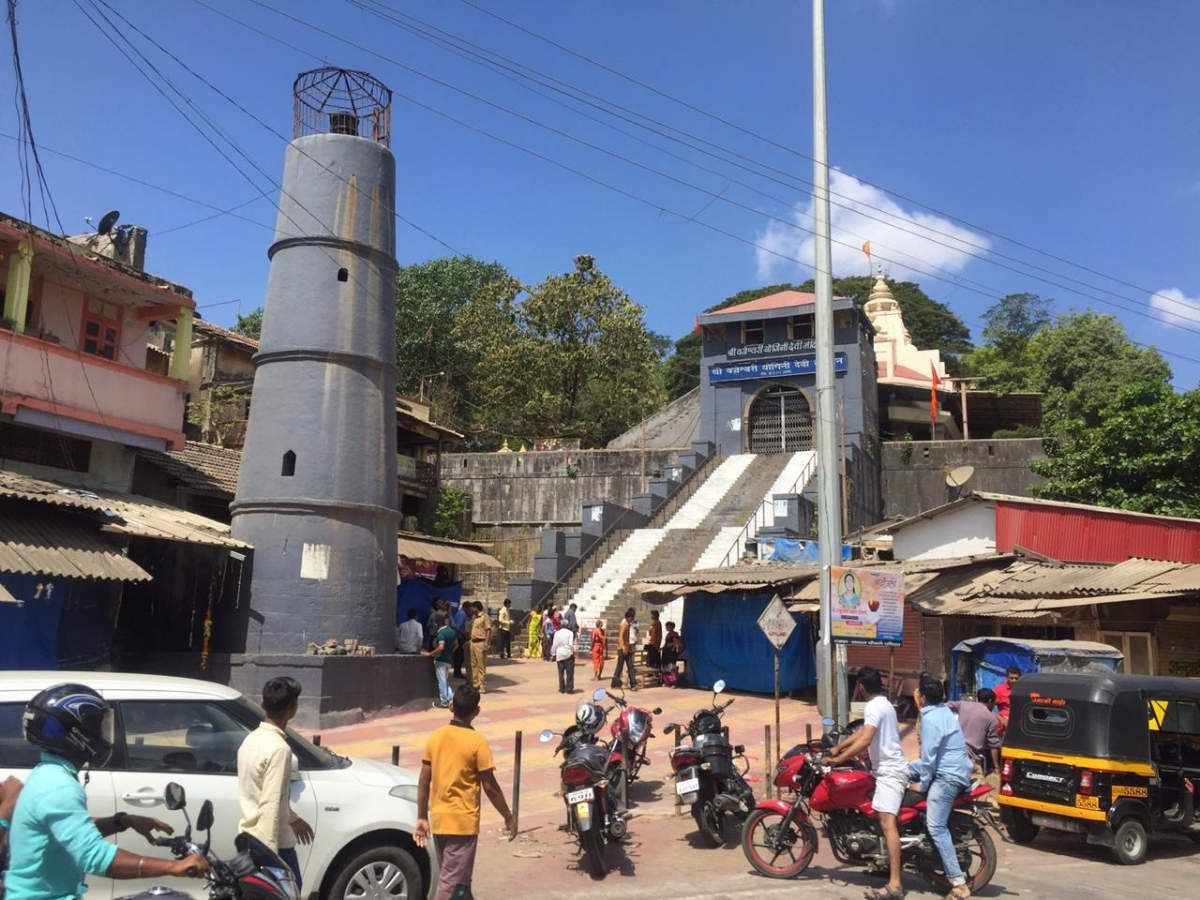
[[826, 668, 906, 899], [396, 607, 424, 654], [237, 677, 315, 887], [551, 624, 576, 694]]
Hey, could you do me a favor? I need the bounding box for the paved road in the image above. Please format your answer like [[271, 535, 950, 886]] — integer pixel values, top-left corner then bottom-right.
[[314, 655, 1200, 897]]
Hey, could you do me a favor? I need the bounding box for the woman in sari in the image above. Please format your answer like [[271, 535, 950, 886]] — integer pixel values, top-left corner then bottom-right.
[[525, 606, 543, 659], [590, 619, 608, 681]]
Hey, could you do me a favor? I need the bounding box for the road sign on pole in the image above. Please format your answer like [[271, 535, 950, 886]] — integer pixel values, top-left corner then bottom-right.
[[758, 594, 794, 766], [757, 594, 796, 650]]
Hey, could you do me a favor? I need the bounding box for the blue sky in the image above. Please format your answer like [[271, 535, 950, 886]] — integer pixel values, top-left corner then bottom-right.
[[5, 1, 1199, 385]]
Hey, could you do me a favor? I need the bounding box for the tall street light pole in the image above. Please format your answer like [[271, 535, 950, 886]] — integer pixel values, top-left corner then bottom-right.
[[811, 0, 844, 729]]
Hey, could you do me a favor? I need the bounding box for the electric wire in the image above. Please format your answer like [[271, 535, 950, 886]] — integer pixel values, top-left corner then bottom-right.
[[452, 0, 1198, 318], [191, 0, 1200, 337]]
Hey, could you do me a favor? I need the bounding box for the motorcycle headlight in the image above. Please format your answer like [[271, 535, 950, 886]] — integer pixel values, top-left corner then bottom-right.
[[389, 784, 418, 803]]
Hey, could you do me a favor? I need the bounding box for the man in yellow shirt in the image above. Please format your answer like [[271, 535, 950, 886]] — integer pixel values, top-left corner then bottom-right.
[[469, 602, 492, 694], [415, 685, 515, 900]]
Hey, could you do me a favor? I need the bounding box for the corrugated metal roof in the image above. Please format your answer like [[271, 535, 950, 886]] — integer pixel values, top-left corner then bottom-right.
[[0, 470, 248, 550], [397, 533, 501, 570], [0, 511, 150, 581]]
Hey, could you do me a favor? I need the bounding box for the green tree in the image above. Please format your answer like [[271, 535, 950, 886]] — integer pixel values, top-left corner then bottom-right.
[[1033, 379, 1200, 517], [233, 308, 262, 340], [394, 256, 512, 425], [980, 292, 1052, 351], [455, 255, 665, 447], [662, 330, 701, 399]]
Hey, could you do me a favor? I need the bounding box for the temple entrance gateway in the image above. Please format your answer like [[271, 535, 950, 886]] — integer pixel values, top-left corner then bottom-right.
[[747, 385, 813, 453]]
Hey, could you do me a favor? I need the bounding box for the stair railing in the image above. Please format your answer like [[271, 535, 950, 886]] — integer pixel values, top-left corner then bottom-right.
[[716, 452, 819, 569], [539, 449, 725, 614]]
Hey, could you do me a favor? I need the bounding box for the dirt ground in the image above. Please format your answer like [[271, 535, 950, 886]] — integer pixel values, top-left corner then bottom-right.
[[314, 654, 1200, 898]]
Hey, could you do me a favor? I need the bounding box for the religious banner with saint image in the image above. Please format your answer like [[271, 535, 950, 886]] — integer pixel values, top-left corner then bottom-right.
[[830, 566, 904, 645]]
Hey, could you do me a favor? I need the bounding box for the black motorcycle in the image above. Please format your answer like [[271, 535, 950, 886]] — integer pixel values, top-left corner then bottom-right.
[[119, 782, 298, 900], [666, 679, 754, 847], [540, 689, 630, 878]]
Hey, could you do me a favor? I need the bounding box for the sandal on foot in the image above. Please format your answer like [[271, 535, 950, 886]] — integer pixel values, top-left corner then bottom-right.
[[864, 888, 904, 900]]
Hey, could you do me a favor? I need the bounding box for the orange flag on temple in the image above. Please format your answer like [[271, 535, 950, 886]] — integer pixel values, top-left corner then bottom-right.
[[930, 363, 941, 431]]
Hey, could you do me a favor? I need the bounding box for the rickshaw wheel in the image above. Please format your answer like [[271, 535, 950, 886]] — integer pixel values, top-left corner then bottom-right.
[[999, 807, 1040, 844], [1112, 818, 1149, 865]]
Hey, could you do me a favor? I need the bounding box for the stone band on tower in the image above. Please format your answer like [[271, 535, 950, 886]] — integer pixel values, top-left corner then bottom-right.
[[231, 69, 398, 654]]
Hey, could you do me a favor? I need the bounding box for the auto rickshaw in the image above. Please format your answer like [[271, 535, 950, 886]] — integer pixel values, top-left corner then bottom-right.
[[998, 672, 1200, 864]]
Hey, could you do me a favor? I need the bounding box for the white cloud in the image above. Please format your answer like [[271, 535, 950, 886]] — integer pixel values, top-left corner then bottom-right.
[[754, 170, 991, 282], [1150, 287, 1200, 325]]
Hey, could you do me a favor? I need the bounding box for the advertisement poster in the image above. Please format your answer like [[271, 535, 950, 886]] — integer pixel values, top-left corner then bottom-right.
[[831, 567, 905, 645]]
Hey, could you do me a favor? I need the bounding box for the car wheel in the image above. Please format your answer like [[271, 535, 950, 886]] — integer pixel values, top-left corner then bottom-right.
[[1112, 818, 1149, 865], [330, 844, 423, 900]]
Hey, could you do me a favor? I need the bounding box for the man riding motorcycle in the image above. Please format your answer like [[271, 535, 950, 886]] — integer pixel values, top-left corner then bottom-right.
[[4, 683, 208, 900]]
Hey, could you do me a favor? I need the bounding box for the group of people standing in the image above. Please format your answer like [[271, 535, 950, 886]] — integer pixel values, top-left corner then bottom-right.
[[419, 599, 497, 707]]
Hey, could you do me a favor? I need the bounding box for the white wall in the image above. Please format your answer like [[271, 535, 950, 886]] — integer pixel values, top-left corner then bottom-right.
[[892, 502, 996, 560]]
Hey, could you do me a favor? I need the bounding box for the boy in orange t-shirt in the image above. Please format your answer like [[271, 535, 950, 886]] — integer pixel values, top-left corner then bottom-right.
[[416, 685, 515, 900]]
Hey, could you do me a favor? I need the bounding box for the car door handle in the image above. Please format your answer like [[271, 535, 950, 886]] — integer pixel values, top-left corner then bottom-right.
[[122, 791, 165, 804]]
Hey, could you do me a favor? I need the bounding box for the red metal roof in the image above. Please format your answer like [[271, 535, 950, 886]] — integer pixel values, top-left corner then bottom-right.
[[994, 499, 1200, 564], [707, 290, 817, 317]]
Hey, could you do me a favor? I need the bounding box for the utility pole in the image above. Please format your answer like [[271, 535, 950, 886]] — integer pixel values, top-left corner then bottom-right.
[[812, 0, 844, 730]]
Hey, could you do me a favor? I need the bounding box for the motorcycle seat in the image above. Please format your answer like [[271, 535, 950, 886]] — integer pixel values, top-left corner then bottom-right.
[[901, 788, 926, 808]]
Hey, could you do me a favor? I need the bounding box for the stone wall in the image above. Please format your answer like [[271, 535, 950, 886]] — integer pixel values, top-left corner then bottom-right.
[[880, 437, 1045, 519], [441, 448, 679, 525]]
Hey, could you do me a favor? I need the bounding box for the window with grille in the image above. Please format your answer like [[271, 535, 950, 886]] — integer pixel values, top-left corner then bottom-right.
[[788, 315, 813, 341], [81, 297, 123, 360], [0, 422, 91, 471], [741, 319, 765, 345]]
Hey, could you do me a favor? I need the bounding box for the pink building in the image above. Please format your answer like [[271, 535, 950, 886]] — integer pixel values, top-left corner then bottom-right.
[[1, 212, 194, 491]]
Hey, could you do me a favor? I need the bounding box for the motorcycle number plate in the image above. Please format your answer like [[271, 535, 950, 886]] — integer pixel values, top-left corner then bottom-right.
[[566, 787, 595, 803], [676, 777, 701, 795]]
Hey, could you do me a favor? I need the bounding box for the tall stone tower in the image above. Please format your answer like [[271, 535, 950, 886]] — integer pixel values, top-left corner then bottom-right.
[[232, 69, 398, 654]]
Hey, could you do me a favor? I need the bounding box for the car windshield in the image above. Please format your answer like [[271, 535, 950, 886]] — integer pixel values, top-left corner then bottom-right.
[[231, 697, 351, 770]]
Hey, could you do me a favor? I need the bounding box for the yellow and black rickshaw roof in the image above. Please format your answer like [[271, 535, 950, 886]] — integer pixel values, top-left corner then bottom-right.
[[1005, 672, 1200, 764]]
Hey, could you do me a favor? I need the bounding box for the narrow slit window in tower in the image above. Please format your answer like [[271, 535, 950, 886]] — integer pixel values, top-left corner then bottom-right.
[[337, 267, 349, 282], [281, 450, 296, 477]]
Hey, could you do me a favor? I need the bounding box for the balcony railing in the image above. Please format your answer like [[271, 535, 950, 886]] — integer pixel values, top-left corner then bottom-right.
[[0, 328, 185, 448], [397, 454, 438, 486]]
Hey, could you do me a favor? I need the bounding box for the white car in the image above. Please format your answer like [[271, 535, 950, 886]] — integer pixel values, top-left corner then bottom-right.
[[0, 672, 431, 899]]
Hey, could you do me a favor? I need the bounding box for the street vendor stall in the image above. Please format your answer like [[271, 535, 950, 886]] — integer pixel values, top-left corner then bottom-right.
[[950, 636, 1124, 699]]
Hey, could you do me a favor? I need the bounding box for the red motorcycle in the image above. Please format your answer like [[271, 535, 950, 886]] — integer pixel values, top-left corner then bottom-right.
[[741, 740, 998, 894], [604, 688, 661, 806]]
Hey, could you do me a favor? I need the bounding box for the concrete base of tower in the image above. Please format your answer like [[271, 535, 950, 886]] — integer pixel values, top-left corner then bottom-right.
[[131, 651, 436, 729]]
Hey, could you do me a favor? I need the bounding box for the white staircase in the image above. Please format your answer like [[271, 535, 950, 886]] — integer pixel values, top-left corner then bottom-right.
[[570, 454, 756, 625], [689, 449, 819, 572]]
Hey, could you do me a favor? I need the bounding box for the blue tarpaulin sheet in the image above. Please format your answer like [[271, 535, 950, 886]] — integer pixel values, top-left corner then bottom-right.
[[763, 538, 851, 563], [681, 591, 815, 693], [949, 637, 1123, 699], [396, 577, 464, 627], [0, 574, 65, 670]]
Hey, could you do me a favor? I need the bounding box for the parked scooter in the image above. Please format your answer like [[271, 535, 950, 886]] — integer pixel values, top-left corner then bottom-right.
[[666, 679, 754, 847], [740, 738, 997, 893], [119, 781, 298, 900], [604, 687, 662, 805], [540, 689, 629, 878]]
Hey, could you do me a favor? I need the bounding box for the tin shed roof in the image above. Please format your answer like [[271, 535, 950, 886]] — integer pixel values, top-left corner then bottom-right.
[[0, 509, 150, 581]]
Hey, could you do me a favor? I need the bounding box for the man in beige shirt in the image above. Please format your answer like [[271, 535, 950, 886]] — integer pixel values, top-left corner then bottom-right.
[[237, 676, 314, 886]]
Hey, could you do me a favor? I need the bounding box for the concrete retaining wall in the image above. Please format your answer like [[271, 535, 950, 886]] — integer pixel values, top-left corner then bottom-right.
[[880, 438, 1044, 519], [441, 449, 678, 525]]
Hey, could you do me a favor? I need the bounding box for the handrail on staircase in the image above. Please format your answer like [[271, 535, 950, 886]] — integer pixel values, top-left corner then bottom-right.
[[717, 452, 819, 569], [538, 449, 725, 613]]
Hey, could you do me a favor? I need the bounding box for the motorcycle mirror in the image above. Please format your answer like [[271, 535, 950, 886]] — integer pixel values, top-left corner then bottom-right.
[[196, 799, 214, 833], [713, 679, 726, 695], [592, 688, 607, 702], [538, 729, 556, 743], [652, 707, 663, 715], [163, 782, 186, 811]]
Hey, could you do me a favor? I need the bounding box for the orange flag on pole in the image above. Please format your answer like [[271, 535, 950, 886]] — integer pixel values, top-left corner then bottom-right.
[[930, 363, 941, 436]]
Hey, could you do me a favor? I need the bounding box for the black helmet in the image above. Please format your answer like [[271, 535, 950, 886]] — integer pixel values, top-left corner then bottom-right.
[[23, 683, 115, 768]]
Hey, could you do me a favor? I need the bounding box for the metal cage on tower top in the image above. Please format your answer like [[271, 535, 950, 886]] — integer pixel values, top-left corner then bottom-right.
[[292, 67, 392, 147]]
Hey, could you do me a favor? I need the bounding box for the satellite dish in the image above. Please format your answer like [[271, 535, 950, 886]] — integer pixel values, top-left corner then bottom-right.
[[945, 465, 975, 488], [97, 209, 120, 234]]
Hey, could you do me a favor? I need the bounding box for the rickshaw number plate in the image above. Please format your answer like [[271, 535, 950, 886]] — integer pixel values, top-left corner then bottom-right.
[[1075, 794, 1100, 810]]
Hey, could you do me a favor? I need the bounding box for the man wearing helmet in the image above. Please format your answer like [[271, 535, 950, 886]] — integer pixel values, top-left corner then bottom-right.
[[5, 683, 208, 900]]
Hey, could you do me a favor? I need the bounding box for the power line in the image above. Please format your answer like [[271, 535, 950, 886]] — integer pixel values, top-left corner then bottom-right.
[[194, 0, 1200, 336], [452, 0, 1198, 319], [187, 0, 1200, 366], [349, 0, 1200, 328]]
